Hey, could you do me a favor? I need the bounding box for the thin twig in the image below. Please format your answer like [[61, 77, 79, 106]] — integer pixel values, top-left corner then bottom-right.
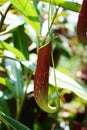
[[0, 3, 12, 32], [42, 6, 60, 45], [46, 6, 60, 37]]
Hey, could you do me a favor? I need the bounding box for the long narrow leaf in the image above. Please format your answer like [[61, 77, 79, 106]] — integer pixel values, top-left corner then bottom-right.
[[10, 0, 40, 34], [5, 59, 24, 101], [1, 57, 87, 101], [49, 68, 87, 100], [0, 97, 11, 116], [21, 60, 87, 101], [0, 77, 12, 89], [0, 113, 31, 130], [13, 25, 29, 60], [13, 61, 24, 101], [0, 41, 26, 60], [0, 0, 7, 5], [33, 0, 81, 12], [0, 77, 15, 96]]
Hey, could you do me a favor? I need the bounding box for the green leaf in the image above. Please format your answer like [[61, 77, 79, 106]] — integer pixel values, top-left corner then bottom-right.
[[49, 68, 87, 100], [33, 0, 81, 12], [13, 25, 29, 60], [0, 77, 12, 89], [0, 77, 15, 96], [0, 0, 7, 5], [10, 0, 40, 34], [0, 16, 24, 35], [0, 113, 31, 130], [13, 61, 24, 101], [0, 97, 11, 116], [1, 57, 87, 101], [21, 60, 87, 101], [0, 41, 26, 60], [5, 60, 24, 101]]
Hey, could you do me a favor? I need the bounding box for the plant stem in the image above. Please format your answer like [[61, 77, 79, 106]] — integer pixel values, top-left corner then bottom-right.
[[51, 51, 60, 111], [0, 2, 12, 32], [41, 6, 59, 47], [15, 70, 33, 120], [46, 7, 59, 37]]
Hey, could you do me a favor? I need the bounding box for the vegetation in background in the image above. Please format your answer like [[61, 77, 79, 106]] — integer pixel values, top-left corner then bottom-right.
[[0, 0, 87, 130]]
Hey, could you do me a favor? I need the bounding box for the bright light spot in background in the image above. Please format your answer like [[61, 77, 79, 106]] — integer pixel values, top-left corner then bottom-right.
[[66, 0, 83, 33], [0, 91, 3, 97], [69, 0, 82, 4]]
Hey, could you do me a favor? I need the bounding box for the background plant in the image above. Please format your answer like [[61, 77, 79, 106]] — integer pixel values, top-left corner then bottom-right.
[[0, 0, 87, 130]]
